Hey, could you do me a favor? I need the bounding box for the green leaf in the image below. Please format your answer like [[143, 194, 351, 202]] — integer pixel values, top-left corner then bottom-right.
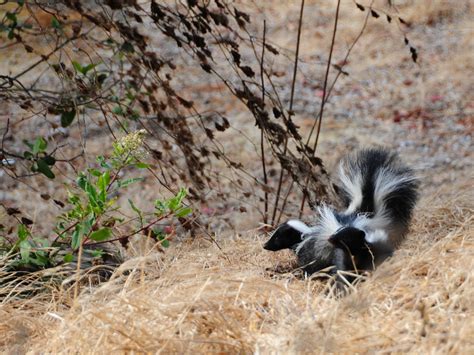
[[135, 162, 150, 169], [112, 106, 124, 115], [103, 170, 111, 187], [97, 174, 106, 194], [166, 198, 178, 211], [167, 188, 188, 212], [128, 199, 142, 215], [88, 168, 102, 177], [175, 206, 192, 218], [71, 227, 82, 250], [84, 215, 95, 233], [17, 224, 29, 241], [97, 171, 110, 202], [68, 193, 80, 205], [33, 137, 47, 154], [77, 174, 87, 190], [72, 61, 83, 74], [37, 159, 55, 179], [82, 63, 98, 74], [154, 200, 167, 215], [89, 227, 112, 242], [71, 218, 93, 250], [176, 187, 187, 201], [61, 108, 76, 127], [77, 174, 98, 206], [156, 232, 170, 248], [90, 249, 104, 258], [19, 240, 31, 261], [63, 253, 74, 263], [97, 156, 111, 169], [118, 177, 143, 188], [29, 253, 50, 267], [85, 182, 99, 207], [129, 110, 140, 120], [51, 17, 61, 29], [128, 199, 143, 225]]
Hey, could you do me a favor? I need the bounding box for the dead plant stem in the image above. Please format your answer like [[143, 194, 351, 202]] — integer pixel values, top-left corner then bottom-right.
[[299, 0, 341, 217], [271, 0, 305, 225]]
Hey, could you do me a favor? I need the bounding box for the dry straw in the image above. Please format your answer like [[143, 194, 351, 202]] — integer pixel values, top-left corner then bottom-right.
[[0, 187, 472, 353]]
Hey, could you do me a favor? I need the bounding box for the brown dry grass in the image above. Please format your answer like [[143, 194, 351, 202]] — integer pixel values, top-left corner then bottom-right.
[[0, 186, 472, 353]]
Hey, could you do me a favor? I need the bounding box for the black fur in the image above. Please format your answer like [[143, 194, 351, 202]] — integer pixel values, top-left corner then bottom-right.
[[328, 227, 374, 271], [263, 222, 304, 251]]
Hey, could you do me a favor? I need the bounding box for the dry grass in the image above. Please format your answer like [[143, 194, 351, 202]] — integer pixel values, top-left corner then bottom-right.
[[1, 187, 472, 353]]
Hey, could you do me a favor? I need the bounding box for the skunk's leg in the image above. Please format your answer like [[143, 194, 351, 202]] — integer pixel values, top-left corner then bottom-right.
[[296, 236, 335, 274], [328, 249, 358, 295]]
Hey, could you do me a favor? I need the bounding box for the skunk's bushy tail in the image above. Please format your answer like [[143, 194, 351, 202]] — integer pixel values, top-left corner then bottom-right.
[[335, 148, 419, 246]]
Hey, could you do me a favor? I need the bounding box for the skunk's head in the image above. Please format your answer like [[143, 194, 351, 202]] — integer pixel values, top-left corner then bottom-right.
[[264, 220, 311, 251], [328, 226, 368, 255]]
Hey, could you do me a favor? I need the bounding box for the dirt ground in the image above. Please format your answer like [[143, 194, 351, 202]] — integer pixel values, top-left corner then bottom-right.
[[0, 0, 473, 353]]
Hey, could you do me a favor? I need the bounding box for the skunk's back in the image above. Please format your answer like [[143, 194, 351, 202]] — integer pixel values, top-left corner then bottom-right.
[[336, 148, 419, 230]]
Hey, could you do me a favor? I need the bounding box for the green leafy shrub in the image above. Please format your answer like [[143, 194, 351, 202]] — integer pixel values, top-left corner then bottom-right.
[[1, 130, 191, 272]]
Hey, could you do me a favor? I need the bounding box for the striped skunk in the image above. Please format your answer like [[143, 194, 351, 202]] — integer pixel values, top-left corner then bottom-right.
[[264, 148, 419, 282]]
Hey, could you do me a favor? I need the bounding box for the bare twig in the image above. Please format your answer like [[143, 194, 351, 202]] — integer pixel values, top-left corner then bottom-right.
[[259, 20, 269, 224], [271, 0, 305, 225], [299, 0, 342, 217]]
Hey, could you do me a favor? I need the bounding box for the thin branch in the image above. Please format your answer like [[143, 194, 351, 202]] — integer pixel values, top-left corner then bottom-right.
[[12, 32, 88, 81], [306, 0, 371, 145], [259, 20, 269, 225], [312, 0, 341, 153], [299, 0, 342, 217], [276, 181, 294, 225], [271, 0, 305, 226], [86, 214, 171, 246]]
